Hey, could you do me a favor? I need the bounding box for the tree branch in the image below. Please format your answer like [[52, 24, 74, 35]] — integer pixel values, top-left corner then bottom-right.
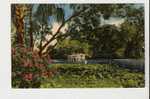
[[39, 8, 89, 54]]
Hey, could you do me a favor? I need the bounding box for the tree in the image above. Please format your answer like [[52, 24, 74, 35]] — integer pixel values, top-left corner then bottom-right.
[[120, 6, 144, 58], [36, 4, 62, 55], [67, 4, 144, 59], [69, 24, 126, 58], [29, 5, 34, 48], [92, 25, 126, 58], [11, 4, 28, 46], [36, 4, 126, 56], [51, 39, 92, 59]]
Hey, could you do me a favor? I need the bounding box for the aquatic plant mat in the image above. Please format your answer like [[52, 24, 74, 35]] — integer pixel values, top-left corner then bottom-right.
[[40, 64, 144, 88]]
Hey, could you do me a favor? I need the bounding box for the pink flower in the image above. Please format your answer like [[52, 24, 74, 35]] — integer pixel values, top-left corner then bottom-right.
[[27, 60, 33, 67], [12, 48, 16, 55], [22, 59, 28, 67], [46, 55, 52, 64], [23, 73, 33, 81], [22, 59, 33, 67], [42, 71, 50, 78], [34, 63, 44, 68]]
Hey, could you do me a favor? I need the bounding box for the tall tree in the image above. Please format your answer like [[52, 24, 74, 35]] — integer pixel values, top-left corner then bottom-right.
[[38, 4, 127, 55], [11, 4, 28, 47], [28, 5, 34, 48], [120, 6, 144, 58]]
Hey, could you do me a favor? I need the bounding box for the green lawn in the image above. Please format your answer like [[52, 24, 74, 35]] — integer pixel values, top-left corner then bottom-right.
[[40, 64, 144, 88]]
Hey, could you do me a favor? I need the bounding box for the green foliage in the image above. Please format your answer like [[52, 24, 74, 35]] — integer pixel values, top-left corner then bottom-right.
[[69, 24, 126, 58], [40, 64, 144, 88], [52, 39, 92, 58], [91, 25, 126, 58], [34, 4, 55, 24], [67, 4, 144, 59], [120, 6, 144, 58], [55, 7, 65, 23]]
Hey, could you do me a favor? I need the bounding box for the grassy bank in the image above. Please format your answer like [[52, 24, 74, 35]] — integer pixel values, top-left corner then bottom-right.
[[40, 64, 144, 88]]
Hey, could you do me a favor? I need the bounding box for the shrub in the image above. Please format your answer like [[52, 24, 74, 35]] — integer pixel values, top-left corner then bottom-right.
[[11, 46, 56, 88]]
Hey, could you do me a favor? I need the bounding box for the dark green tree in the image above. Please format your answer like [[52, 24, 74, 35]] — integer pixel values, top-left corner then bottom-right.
[[120, 6, 144, 58]]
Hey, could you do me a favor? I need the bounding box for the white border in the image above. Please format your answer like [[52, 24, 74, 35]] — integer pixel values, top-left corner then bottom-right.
[[0, 0, 149, 99], [11, 0, 145, 3]]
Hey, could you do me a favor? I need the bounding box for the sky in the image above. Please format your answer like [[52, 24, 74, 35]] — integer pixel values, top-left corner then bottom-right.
[[101, 17, 125, 27]]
